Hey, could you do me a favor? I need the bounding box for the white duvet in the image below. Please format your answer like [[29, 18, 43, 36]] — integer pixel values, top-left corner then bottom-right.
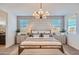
[[20, 37, 61, 45]]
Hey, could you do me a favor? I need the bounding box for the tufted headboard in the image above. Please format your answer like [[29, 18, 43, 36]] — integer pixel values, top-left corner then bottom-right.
[[31, 30, 51, 34]]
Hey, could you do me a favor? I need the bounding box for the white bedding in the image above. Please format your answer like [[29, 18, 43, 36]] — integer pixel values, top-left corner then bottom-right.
[[20, 37, 61, 45]]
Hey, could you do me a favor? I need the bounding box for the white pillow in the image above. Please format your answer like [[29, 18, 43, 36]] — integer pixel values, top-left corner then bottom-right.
[[44, 31, 50, 34], [33, 34, 39, 37], [55, 32, 61, 36], [43, 34, 49, 38]]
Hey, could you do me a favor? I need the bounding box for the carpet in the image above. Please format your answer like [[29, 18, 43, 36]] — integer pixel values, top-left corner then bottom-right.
[[21, 49, 64, 55]]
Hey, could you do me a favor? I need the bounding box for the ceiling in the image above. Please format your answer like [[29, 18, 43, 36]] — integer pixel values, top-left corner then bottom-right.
[[0, 3, 79, 16]]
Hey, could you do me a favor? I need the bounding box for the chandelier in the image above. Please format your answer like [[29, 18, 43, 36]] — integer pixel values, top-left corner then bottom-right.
[[33, 3, 49, 19]]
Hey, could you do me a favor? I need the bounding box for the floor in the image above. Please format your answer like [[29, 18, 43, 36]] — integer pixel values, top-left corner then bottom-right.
[[63, 45, 79, 55], [21, 49, 64, 55], [0, 44, 79, 55], [0, 45, 18, 55]]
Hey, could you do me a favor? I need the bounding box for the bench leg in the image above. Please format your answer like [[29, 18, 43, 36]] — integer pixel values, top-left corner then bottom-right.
[[18, 45, 24, 55], [59, 45, 64, 53]]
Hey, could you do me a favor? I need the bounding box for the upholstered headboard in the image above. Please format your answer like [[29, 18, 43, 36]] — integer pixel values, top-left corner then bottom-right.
[[31, 30, 51, 34]]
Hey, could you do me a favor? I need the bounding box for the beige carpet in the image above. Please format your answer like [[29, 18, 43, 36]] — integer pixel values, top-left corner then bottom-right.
[[0, 45, 64, 55], [21, 49, 64, 55], [1, 44, 79, 55], [0, 45, 18, 55]]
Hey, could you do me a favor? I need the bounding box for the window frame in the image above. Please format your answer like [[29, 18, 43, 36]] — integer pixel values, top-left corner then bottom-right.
[[67, 17, 77, 34], [51, 17, 64, 32], [17, 16, 31, 31]]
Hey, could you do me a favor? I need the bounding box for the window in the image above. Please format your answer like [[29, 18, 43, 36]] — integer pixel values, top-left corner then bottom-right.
[[19, 19, 29, 28], [51, 18, 62, 32], [68, 18, 76, 33], [17, 18, 30, 31]]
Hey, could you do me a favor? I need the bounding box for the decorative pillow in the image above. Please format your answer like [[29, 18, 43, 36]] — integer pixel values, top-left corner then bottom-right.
[[49, 34, 53, 37], [39, 33, 43, 37], [27, 33, 33, 37], [29, 35, 33, 37]]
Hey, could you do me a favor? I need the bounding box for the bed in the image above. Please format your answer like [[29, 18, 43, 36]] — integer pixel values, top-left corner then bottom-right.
[[18, 37, 64, 54], [18, 30, 64, 54]]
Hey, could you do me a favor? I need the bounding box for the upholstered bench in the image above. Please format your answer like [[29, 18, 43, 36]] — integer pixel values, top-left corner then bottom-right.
[[18, 40, 64, 54]]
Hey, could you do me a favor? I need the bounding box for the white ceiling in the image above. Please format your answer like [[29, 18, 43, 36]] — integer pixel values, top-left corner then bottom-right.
[[0, 3, 79, 16]]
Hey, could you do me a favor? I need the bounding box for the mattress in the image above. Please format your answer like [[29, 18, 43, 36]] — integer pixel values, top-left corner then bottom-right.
[[20, 37, 61, 46]]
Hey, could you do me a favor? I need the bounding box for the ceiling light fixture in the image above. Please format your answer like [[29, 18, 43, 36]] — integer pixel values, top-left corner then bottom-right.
[[33, 3, 49, 19]]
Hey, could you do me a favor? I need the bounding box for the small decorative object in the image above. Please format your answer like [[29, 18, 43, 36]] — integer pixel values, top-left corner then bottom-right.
[[60, 29, 66, 35], [60, 29, 66, 33], [39, 33, 43, 37]]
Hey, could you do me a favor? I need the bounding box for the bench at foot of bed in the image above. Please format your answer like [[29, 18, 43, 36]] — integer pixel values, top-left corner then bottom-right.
[[18, 45, 64, 55]]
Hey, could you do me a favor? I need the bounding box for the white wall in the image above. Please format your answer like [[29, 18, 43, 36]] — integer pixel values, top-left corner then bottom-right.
[[67, 34, 79, 50], [6, 12, 17, 47], [65, 15, 79, 50]]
